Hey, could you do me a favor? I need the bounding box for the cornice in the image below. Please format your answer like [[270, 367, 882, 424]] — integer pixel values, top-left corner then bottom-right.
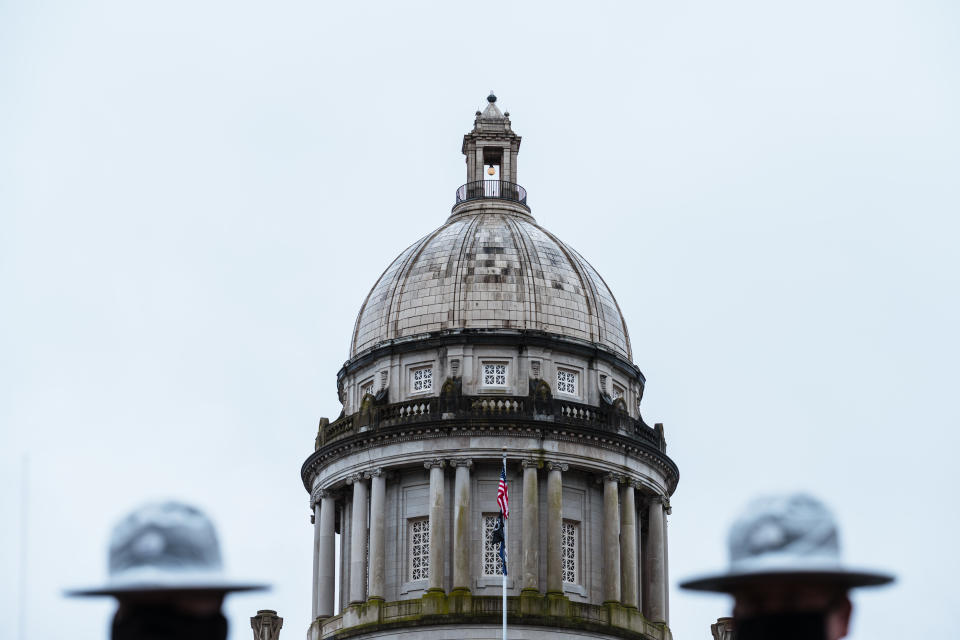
[[301, 420, 679, 498], [340, 328, 645, 386]]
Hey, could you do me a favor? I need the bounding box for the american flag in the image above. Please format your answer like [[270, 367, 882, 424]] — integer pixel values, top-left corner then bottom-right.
[[497, 465, 509, 518]]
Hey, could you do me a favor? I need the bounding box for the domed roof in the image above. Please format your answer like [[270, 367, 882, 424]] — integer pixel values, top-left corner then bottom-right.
[[350, 207, 632, 360]]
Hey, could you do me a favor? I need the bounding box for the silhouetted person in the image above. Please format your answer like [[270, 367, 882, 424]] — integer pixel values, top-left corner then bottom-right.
[[680, 494, 893, 640], [67, 501, 267, 640]]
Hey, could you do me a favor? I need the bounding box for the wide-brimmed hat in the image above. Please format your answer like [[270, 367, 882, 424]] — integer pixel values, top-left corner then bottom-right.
[[66, 501, 268, 597], [680, 493, 894, 593]]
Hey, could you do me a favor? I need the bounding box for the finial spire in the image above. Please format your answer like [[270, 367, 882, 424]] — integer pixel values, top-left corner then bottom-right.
[[488, 91, 497, 103]]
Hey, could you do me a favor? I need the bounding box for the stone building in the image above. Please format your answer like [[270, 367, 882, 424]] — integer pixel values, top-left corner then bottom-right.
[[301, 94, 679, 640]]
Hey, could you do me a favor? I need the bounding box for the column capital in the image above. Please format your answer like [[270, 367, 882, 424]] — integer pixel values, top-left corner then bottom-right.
[[310, 487, 334, 508], [650, 494, 672, 514], [546, 461, 568, 472], [602, 472, 623, 483], [347, 472, 364, 484], [424, 458, 446, 469], [449, 458, 473, 468], [364, 467, 384, 479], [521, 458, 540, 469], [628, 478, 644, 490]]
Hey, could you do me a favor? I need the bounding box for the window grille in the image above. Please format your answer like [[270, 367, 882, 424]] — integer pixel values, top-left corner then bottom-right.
[[411, 367, 433, 393], [482, 514, 505, 576], [360, 381, 374, 399], [613, 385, 624, 401], [561, 520, 578, 584], [409, 518, 430, 581], [557, 369, 578, 395], [531, 360, 541, 379], [483, 363, 507, 386]]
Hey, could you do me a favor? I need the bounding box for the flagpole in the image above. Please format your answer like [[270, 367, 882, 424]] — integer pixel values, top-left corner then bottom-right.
[[501, 450, 507, 640]]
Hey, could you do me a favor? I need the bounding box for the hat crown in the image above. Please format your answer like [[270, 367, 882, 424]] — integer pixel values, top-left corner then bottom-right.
[[728, 494, 841, 571], [108, 501, 223, 578]]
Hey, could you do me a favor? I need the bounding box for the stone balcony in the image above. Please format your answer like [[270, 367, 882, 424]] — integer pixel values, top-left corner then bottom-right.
[[314, 382, 666, 453], [303, 379, 677, 494]]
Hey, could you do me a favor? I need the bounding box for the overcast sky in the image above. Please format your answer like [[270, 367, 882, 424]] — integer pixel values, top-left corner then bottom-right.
[[2, 1, 958, 639]]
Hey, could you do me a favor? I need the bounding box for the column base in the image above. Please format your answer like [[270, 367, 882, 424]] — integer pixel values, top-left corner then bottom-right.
[[519, 589, 541, 616], [447, 589, 472, 615], [545, 592, 570, 617], [421, 589, 447, 615]]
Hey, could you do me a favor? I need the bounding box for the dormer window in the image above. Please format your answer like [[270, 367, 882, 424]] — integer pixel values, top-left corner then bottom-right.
[[411, 367, 433, 394]]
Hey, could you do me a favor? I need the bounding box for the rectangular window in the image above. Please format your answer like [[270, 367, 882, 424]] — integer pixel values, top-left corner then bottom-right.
[[409, 518, 430, 581], [557, 369, 578, 396], [482, 514, 505, 576], [482, 363, 507, 387], [411, 367, 433, 393], [612, 384, 625, 401], [561, 520, 578, 584], [359, 380, 374, 399]]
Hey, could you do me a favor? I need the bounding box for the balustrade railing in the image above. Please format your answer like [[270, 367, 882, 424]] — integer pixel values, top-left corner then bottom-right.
[[455, 180, 527, 206], [318, 391, 662, 451]]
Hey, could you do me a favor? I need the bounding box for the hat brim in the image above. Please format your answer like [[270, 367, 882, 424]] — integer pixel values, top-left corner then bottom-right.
[[680, 567, 894, 594], [65, 580, 268, 598]]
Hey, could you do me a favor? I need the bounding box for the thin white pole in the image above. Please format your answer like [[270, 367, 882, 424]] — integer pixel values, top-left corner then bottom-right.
[[18, 454, 29, 640], [502, 451, 507, 640]]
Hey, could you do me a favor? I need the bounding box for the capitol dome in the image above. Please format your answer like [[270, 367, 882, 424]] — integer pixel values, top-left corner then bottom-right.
[[350, 207, 632, 360], [303, 95, 677, 640]]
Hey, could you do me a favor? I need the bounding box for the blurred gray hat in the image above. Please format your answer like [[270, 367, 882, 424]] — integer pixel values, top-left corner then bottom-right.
[[66, 501, 268, 597], [680, 493, 894, 593]]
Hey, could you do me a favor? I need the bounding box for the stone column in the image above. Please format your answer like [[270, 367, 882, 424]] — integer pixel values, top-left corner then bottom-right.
[[475, 148, 484, 182], [646, 495, 667, 623], [339, 501, 350, 613], [451, 458, 473, 592], [521, 459, 540, 593], [425, 459, 446, 593], [546, 462, 567, 595], [316, 491, 336, 618], [311, 497, 321, 620], [620, 481, 638, 609], [366, 469, 386, 601], [349, 474, 368, 604], [602, 474, 622, 604], [664, 498, 671, 625]]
